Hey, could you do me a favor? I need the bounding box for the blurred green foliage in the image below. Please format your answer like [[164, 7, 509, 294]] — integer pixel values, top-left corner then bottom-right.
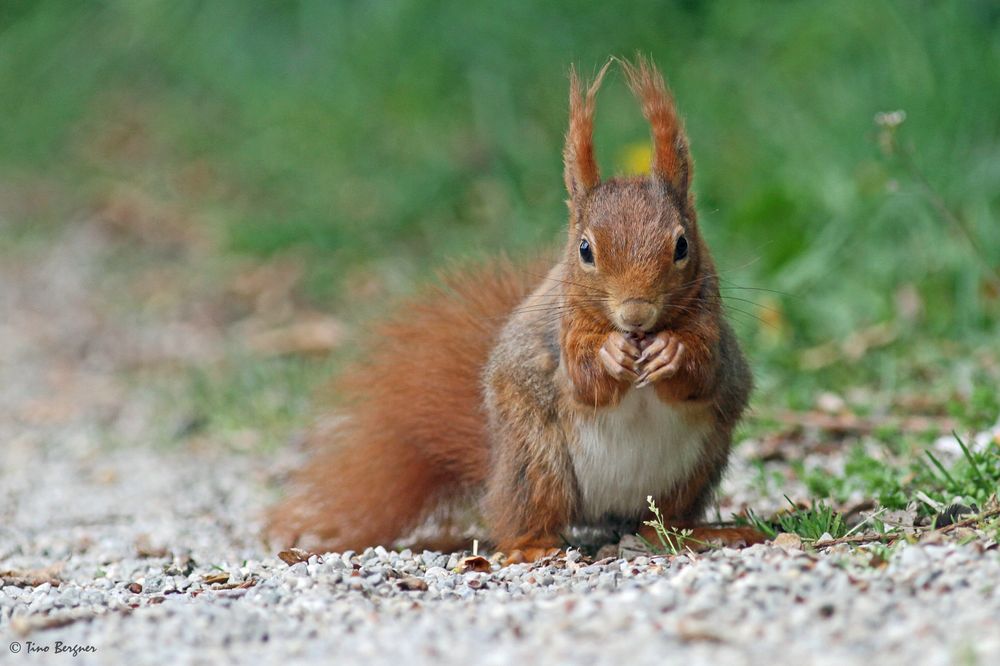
[[1, 0, 998, 358]]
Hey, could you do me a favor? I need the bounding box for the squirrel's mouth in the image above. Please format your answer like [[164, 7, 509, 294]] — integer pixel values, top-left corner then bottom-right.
[[617, 322, 652, 335], [611, 299, 660, 333]]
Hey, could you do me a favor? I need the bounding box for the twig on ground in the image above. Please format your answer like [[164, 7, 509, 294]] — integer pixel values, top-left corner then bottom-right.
[[810, 507, 1000, 549]]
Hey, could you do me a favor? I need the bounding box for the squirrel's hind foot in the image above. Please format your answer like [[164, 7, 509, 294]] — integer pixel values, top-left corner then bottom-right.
[[639, 524, 767, 552]]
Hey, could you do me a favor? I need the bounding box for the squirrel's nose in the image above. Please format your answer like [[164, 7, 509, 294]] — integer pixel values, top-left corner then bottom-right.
[[618, 299, 658, 331]]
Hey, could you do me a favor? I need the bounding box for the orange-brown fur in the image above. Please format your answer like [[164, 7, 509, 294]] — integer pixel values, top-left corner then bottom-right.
[[621, 56, 692, 197], [563, 61, 610, 199], [268, 258, 543, 551], [268, 56, 756, 558]]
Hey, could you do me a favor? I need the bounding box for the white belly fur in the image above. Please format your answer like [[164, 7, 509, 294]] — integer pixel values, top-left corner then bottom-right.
[[571, 387, 713, 521]]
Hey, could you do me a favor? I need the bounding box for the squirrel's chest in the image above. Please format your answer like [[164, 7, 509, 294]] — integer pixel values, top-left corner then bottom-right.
[[570, 387, 713, 522]]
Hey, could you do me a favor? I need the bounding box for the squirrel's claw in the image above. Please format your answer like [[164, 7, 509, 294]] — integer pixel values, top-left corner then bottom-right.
[[634, 332, 685, 388], [599, 332, 641, 382]]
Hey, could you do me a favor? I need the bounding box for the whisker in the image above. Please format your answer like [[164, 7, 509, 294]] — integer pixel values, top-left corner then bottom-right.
[[675, 271, 721, 292], [720, 295, 783, 315], [522, 270, 610, 296], [720, 284, 793, 297], [721, 304, 773, 328], [507, 300, 610, 315]]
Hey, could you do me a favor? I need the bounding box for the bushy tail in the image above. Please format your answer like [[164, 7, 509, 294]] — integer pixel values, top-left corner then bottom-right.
[[267, 257, 542, 552]]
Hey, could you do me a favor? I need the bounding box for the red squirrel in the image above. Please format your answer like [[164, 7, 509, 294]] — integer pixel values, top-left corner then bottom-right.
[[268, 57, 761, 561]]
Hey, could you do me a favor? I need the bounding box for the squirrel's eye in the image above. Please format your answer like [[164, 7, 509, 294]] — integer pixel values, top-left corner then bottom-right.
[[579, 238, 595, 265], [674, 235, 689, 262]]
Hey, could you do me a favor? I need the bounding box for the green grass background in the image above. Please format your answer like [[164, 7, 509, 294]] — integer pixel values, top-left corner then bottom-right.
[[1, 0, 998, 413]]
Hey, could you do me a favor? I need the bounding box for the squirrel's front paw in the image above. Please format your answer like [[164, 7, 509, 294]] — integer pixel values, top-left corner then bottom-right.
[[598, 331, 641, 383], [634, 331, 686, 388]]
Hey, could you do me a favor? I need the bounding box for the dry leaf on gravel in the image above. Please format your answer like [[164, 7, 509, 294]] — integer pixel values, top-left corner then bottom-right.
[[457, 556, 491, 573], [211, 578, 258, 591], [202, 572, 230, 585], [10, 610, 96, 637], [278, 548, 317, 566], [0, 563, 64, 587], [397, 576, 429, 591], [772, 533, 803, 551]]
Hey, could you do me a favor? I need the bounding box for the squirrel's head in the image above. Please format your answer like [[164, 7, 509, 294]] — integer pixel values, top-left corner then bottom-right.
[[562, 57, 707, 335]]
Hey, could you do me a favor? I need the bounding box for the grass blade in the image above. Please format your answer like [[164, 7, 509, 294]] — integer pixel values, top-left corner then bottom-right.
[[952, 430, 989, 489], [924, 450, 958, 489]]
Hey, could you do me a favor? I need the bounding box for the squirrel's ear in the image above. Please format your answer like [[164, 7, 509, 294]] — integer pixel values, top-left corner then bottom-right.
[[563, 61, 610, 202], [620, 56, 692, 199]]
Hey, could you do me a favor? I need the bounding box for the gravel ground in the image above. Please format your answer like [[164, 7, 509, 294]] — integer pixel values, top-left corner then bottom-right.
[[1, 226, 999, 665]]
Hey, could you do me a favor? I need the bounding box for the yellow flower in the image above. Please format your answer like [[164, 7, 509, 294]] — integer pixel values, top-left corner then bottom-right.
[[618, 142, 652, 175]]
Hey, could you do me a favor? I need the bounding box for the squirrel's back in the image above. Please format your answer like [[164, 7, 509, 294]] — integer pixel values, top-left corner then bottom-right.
[[268, 256, 544, 551]]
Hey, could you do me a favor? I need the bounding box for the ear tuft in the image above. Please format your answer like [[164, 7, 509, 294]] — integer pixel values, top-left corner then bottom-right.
[[563, 60, 611, 200], [619, 55, 692, 197]]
